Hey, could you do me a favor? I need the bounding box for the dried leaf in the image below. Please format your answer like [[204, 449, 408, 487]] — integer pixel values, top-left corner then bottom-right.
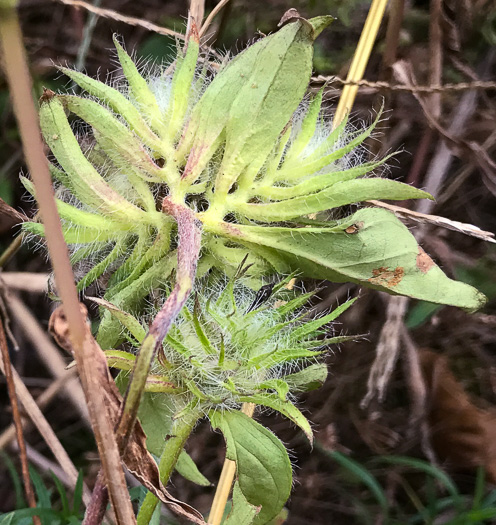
[[420, 349, 496, 482]]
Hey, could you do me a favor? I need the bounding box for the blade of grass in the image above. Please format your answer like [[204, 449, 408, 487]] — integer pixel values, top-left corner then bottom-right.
[[325, 450, 389, 516], [332, 0, 389, 129]]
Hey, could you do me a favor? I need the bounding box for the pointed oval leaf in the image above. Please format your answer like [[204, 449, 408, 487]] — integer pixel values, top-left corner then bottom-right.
[[209, 410, 292, 525], [175, 450, 210, 487], [237, 393, 313, 443], [209, 208, 486, 311]]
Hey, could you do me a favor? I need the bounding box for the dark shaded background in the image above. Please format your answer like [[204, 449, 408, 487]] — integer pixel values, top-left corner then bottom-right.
[[1, 1, 496, 523]]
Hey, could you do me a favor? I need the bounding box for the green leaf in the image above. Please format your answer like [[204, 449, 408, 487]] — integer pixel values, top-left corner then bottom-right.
[[237, 393, 313, 443], [39, 97, 144, 222], [97, 252, 175, 349], [283, 363, 328, 392], [326, 451, 389, 516], [137, 392, 174, 457], [88, 297, 147, 342], [59, 67, 161, 149], [226, 483, 260, 525], [209, 410, 292, 525], [168, 33, 199, 141], [29, 467, 51, 525], [210, 207, 486, 311], [235, 178, 432, 221], [290, 298, 357, 340], [283, 88, 323, 163], [277, 111, 372, 180], [22, 221, 122, 244], [103, 350, 136, 370], [214, 18, 332, 198], [175, 450, 210, 487], [50, 472, 69, 517], [248, 347, 324, 369], [112, 36, 166, 136], [20, 176, 126, 232], [255, 156, 393, 200], [72, 470, 84, 516], [180, 16, 332, 194], [60, 95, 164, 183], [257, 378, 290, 400]]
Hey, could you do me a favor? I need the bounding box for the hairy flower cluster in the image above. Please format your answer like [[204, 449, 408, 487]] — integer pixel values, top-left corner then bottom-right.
[[101, 273, 355, 441], [24, 14, 484, 352]]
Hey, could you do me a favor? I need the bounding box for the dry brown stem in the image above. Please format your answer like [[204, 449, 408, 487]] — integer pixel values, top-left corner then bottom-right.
[[0, 5, 135, 522], [0, 306, 39, 524], [7, 293, 89, 421]]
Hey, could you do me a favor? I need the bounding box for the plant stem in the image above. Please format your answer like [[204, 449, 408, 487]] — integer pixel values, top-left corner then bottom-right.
[[0, 316, 40, 525], [117, 199, 201, 451], [84, 200, 201, 523], [137, 405, 203, 525], [0, 3, 135, 523]]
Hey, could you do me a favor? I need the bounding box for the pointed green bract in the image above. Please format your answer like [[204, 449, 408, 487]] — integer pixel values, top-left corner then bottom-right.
[[112, 36, 166, 135], [175, 450, 210, 487], [284, 88, 323, 163], [168, 34, 199, 142], [60, 95, 165, 183], [284, 363, 328, 392], [238, 393, 313, 443]]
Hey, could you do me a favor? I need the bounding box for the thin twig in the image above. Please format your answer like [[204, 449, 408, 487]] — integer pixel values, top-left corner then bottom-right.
[[0, 325, 92, 505], [7, 294, 89, 422], [313, 76, 496, 93], [0, 368, 78, 451], [45, 0, 496, 94], [55, 0, 185, 39], [0, 6, 135, 522], [199, 0, 231, 38], [366, 200, 495, 243], [0, 311, 39, 524], [74, 0, 103, 72], [0, 273, 49, 294], [429, 0, 443, 118]]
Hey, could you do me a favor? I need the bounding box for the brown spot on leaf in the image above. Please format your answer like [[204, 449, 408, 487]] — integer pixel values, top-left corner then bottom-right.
[[39, 87, 55, 104], [345, 221, 364, 234], [417, 247, 435, 274], [368, 266, 404, 287]]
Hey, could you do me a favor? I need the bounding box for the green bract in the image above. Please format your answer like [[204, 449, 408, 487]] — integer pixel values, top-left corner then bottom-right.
[[25, 15, 485, 350]]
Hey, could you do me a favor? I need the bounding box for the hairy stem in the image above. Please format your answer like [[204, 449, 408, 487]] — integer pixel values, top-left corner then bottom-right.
[[118, 199, 202, 449], [85, 199, 202, 523], [137, 406, 203, 525]]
